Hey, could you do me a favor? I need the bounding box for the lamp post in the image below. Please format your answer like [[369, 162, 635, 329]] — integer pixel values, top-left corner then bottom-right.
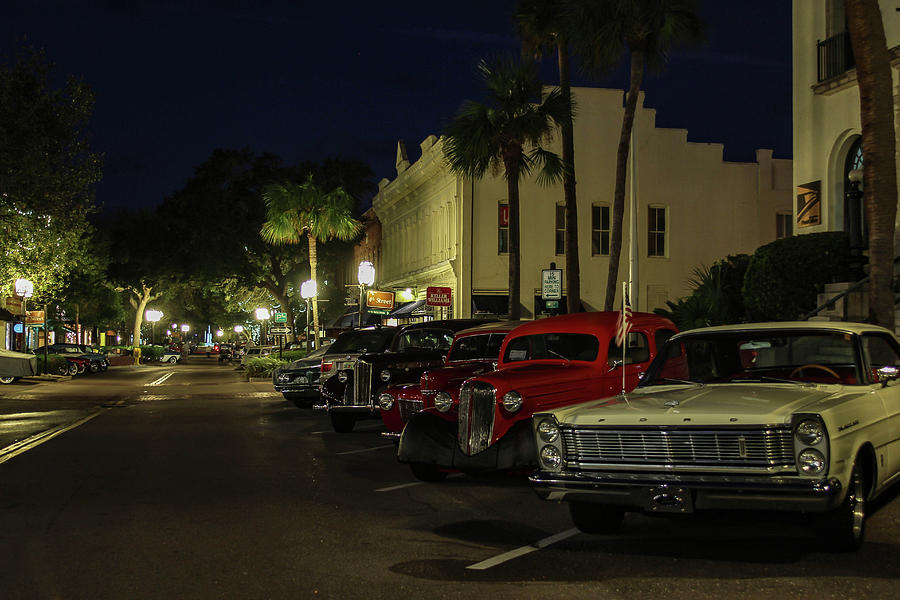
[[357, 260, 375, 327], [145, 309, 164, 345], [255, 308, 270, 345], [300, 279, 318, 352]]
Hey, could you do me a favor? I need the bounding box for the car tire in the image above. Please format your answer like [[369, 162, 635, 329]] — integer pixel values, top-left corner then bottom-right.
[[168, 356, 177, 363], [568, 502, 625, 534], [817, 461, 867, 552], [409, 462, 448, 482], [66, 362, 78, 376], [0, 376, 17, 384], [330, 412, 356, 433], [100, 361, 108, 371], [89, 361, 100, 374]]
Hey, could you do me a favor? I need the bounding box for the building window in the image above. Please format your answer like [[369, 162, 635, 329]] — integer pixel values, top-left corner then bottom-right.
[[776, 212, 792, 239], [498, 202, 509, 254], [592, 203, 610, 255], [555, 204, 565, 255], [648, 205, 666, 257]]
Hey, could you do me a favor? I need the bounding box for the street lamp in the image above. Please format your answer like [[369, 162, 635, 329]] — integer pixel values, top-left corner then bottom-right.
[[145, 309, 163, 345], [357, 260, 375, 327], [255, 308, 270, 345], [300, 279, 318, 352]]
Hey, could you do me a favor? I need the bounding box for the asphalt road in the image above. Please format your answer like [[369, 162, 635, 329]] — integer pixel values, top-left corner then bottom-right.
[[1, 357, 899, 599]]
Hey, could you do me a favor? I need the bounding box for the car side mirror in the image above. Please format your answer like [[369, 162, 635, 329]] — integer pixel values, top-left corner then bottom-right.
[[878, 365, 899, 387]]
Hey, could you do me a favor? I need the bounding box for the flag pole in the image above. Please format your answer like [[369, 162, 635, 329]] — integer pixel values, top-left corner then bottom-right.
[[621, 281, 627, 394]]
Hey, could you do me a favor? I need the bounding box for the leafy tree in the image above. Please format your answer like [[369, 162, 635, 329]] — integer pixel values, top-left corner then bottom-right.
[[443, 57, 567, 319], [0, 44, 102, 300], [654, 254, 749, 330], [845, 0, 898, 329], [261, 176, 362, 345], [569, 0, 705, 310], [516, 0, 582, 313]]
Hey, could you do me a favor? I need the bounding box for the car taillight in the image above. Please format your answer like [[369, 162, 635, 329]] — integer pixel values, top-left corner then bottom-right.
[[321, 362, 333, 373]]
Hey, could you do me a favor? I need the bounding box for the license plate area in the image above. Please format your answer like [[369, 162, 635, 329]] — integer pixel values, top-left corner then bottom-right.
[[645, 485, 694, 513]]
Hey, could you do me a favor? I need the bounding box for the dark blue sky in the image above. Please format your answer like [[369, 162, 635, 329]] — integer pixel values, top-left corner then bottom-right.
[[3, 0, 792, 213]]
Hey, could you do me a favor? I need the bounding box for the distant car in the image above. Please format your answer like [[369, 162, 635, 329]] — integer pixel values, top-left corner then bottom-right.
[[159, 350, 182, 363], [240, 346, 276, 368], [273, 345, 329, 408], [0, 348, 37, 384], [530, 321, 900, 552]]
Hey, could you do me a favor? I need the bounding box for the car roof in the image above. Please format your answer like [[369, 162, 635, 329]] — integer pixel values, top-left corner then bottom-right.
[[454, 320, 525, 337], [676, 320, 896, 337], [505, 311, 674, 337], [397, 319, 490, 334]]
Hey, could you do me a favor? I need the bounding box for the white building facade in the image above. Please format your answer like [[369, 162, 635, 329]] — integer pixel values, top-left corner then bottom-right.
[[373, 86, 793, 320]]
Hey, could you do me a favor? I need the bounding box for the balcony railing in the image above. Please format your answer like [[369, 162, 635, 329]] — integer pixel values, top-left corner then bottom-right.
[[818, 31, 855, 82]]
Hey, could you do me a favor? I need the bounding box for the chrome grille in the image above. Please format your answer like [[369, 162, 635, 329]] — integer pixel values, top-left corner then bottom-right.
[[398, 398, 423, 422], [351, 360, 372, 407], [458, 381, 495, 455], [562, 427, 794, 469]]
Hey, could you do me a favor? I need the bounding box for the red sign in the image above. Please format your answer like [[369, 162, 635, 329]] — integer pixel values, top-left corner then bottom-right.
[[366, 290, 395, 311], [426, 287, 452, 307], [498, 204, 509, 227]]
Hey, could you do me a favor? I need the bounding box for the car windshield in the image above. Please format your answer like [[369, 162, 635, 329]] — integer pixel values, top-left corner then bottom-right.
[[447, 333, 507, 362], [641, 329, 864, 386], [503, 333, 599, 363], [393, 328, 455, 352], [327, 329, 396, 354]]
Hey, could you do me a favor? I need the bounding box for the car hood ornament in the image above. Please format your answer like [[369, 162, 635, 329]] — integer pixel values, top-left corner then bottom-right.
[[664, 398, 680, 408]]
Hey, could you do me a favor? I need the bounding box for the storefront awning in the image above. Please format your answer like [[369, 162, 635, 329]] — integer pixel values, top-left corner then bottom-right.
[[388, 299, 426, 317]]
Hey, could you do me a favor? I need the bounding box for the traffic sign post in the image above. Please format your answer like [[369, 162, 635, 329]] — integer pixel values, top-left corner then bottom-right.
[[270, 326, 291, 334], [273, 312, 287, 323], [541, 265, 563, 315]]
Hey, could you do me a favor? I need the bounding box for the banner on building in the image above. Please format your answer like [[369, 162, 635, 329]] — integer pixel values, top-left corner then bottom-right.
[[796, 181, 821, 228], [5, 297, 23, 314], [426, 287, 452, 307], [366, 290, 395, 313]]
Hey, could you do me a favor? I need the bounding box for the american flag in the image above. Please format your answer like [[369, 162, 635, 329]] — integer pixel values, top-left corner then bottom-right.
[[615, 285, 632, 347]]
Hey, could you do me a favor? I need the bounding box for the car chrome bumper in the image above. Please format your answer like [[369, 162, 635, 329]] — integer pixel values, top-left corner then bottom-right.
[[529, 470, 844, 513]]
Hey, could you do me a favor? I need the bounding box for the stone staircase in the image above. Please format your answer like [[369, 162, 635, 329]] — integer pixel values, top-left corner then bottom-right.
[[810, 281, 900, 334]]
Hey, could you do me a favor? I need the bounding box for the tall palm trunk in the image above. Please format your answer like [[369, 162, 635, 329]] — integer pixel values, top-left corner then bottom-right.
[[846, 0, 897, 330], [604, 50, 645, 311], [307, 234, 321, 344], [506, 161, 522, 320], [558, 37, 580, 313]]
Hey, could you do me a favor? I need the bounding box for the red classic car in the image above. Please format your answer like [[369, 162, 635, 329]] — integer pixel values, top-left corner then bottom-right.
[[377, 321, 523, 439], [397, 311, 678, 480]]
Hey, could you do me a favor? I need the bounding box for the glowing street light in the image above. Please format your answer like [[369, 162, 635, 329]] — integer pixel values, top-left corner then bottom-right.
[[145, 309, 164, 345], [300, 279, 318, 352], [255, 308, 270, 345], [357, 260, 375, 327]]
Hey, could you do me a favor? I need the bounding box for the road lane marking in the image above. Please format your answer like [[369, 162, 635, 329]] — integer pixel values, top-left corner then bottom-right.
[[0, 400, 125, 465], [147, 371, 175, 386], [465, 528, 579, 570], [336, 444, 395, 456], [374, 472, 463, 492]]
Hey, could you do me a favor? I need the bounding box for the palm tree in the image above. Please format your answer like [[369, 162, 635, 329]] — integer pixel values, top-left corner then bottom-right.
[[261, 176, 361, 345], [516, 0, 581, 314], [444, 57, 568, 319], [845, 0, 897, 330], [570, 0, 705, 311]]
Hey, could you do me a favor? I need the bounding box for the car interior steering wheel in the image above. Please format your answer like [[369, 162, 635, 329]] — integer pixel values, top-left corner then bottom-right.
[[789, 363, 840, 379]]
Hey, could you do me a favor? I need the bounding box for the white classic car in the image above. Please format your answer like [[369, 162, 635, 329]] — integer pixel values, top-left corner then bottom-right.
[[530, 321, 900, 552]]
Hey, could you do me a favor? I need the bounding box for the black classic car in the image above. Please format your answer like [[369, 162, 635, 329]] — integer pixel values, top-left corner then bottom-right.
[[320, 320, 486, 433], [272, 345, 330, 408]]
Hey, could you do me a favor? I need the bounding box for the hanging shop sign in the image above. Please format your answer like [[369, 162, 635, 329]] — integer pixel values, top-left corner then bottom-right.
[[426, 287, 452, 307], [366, 290, 395, 314]]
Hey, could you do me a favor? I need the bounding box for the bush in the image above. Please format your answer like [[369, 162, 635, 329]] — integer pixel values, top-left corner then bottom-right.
[[245, 355, 290, 379], [742, 232, 852, 321], [655, 254, 750, 331], [35, 354, 68, 375], [139, 345, 165, 361]]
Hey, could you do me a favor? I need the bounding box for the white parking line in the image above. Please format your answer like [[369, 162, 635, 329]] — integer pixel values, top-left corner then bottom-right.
[[465, 528, 579, 570], [335, 444, 395, 456], [147, 371, 175, 386], [374, 472, 463, 492]]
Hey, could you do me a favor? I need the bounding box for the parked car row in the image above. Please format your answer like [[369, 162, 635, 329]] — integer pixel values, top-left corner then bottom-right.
[[33, 343, 111, 375], [271, 314, 900, 552]]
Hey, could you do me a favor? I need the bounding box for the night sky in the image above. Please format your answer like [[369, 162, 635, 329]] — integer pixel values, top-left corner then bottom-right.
[[2, 0, 792, 213]]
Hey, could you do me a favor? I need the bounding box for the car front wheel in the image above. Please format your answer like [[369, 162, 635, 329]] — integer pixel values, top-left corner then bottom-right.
[[0, 376, 17, 384], [168, 356, 178, 363], [817, 461, 867, 552], [88, 361, 100, 374], [568, 502, 625, 534]]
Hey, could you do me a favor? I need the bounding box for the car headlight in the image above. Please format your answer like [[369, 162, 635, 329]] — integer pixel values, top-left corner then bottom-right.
[[277, 373, 290, 383], [537, 418, 559, 443], [377, 393, 394, 411], [380, 369, 391, 382], [338, 371, 349, 383], [797, 449, 826, 474], [434, 391, 453, 412], [540, 445, 562, 468], [795, 419, 824, 445], [502, 390, 523, 413]]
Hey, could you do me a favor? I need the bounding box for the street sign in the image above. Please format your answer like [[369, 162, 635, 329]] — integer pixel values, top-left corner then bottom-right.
[[426, 286, 452, 307], [26, 310, 44, 327], [273, 312, 287, 323], [367, 308, 390, 315], [545, 300, 559, 309], [270, 326, 292, 334], [366, 290, 395, 311], [541, 268, 563, 300]]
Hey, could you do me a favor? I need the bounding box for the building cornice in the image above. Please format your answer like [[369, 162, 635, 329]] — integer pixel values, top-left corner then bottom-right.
[[373, 136, 457, 220]]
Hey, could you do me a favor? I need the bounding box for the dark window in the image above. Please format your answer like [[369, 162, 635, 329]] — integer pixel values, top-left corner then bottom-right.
[[448, 333, 508, 361], [504, 333, 599, 362], [555, 204, 565, 255], [592, 204, 610, 255], [394, 329, 455, 352], [498, 203, 509, 254], [648, 206, 666, 257], [655, 329, 677, 353], [776, 213, 792, 239], [328, 329, 396, 354], [607, 332, 650, 366]]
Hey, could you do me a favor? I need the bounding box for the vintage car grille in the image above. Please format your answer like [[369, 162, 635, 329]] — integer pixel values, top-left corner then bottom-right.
[[349, 360, 372, 407], [398, 398, 423, 422], [458, 381, 495, 455], [561, 427, 795, 469]]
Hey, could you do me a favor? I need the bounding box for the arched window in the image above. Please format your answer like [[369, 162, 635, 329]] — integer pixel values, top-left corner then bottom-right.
[[843, 137, 866, 249]]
